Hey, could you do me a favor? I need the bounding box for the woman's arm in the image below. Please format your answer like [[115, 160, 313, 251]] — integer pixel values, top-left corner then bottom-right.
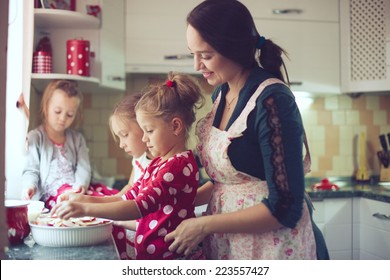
[[165, 202, 282, 256]]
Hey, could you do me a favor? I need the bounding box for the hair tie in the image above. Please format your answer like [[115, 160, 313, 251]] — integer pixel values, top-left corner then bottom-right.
[[166, 80, 175, 87], [256, 36, 266, 49]]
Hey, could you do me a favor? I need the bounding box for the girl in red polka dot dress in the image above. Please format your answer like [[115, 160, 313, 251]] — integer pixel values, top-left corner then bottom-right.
[[52, 72, 205, 260]]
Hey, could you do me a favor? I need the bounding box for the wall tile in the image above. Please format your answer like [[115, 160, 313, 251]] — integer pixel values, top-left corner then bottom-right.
[[82, 74, 390, 180]]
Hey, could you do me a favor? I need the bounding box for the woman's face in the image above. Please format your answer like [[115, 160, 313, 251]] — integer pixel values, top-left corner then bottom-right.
[[111, 116, 146, 159], [186, 24, 242, 86]]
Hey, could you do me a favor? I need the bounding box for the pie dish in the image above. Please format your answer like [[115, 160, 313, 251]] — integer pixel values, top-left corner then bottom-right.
[[29, 215, 113, 247]]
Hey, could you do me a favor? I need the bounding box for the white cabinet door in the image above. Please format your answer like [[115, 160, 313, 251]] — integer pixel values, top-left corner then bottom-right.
[[98, 0, 125, 91], [5, 0, 34, 199], [241, 0, 339, 22], [340, 0, 390, 93], [254, 19, 340, 94], [312, 198, 353, 260], [125, 0, 202, 73], [357, 198, 390, 259]]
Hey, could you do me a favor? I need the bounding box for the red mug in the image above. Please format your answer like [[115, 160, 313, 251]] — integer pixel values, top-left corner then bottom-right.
[[5, 200, 30, 245]]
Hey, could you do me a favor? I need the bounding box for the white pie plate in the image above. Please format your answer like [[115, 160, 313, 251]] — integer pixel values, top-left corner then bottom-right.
[[29, 219, 113, 247]]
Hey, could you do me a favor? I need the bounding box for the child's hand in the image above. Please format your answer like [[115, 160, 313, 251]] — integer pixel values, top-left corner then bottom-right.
[[21, 186, 36, 200], [57, 191, 85, 203], [51, 201, 85, 220], [73, 186, 86, 194]]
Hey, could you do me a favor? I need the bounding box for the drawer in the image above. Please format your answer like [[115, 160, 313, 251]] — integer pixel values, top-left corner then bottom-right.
[[359, 198, 390, 232], [240, 0, 339, 22]]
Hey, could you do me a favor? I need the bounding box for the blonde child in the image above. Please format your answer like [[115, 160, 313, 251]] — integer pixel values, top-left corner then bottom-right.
[[52, 72, 205, 260], [108, 93, 153, 260], [109, 93, 153, 195], [21, 80, 90, 210]]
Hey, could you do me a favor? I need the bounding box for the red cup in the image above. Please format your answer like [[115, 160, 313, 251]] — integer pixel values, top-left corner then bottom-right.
[[5, 200, 30, 245]]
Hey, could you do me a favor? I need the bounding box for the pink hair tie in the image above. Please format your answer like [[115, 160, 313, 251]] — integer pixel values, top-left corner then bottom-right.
[[166, 80, 175, 87]]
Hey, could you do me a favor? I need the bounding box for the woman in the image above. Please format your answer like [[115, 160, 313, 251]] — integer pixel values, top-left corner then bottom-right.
[[165, 0, 328, 259]]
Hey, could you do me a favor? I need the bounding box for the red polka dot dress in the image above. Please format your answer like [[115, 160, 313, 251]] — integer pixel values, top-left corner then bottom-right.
[[123, 150, 201, 260]]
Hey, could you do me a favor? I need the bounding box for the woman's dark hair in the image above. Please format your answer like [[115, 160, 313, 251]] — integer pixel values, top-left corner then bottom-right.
[[187, 0, 289, 83]]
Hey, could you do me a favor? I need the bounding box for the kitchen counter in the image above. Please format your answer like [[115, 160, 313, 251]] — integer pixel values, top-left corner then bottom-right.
[[5, 235, 119, 260], [305, 177, 390, 203]]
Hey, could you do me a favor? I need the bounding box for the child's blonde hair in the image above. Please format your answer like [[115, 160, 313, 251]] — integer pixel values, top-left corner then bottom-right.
[[40, 80, 83, 129], [135, 72, 205, 141], [109, 92, 143, 142]]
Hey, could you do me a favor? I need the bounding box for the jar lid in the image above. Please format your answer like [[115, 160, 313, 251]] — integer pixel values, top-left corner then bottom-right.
[[33, 51, 51, 56]]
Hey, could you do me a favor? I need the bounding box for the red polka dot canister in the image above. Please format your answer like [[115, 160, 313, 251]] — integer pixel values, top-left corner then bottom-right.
[[66, 39, 90, 76], [32, 51, 52, 73]]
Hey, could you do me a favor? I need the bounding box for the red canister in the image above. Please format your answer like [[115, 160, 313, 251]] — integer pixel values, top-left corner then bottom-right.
[[66, 39, 90, 76], [5, 200, 30, 245], [32, 51, 52, 73]]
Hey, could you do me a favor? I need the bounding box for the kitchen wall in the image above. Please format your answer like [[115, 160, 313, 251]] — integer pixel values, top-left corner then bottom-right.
[[82, 74, 390, 183]]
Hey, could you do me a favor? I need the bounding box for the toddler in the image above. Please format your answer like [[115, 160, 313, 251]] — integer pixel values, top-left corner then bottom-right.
[[21, 80, 90, 210]]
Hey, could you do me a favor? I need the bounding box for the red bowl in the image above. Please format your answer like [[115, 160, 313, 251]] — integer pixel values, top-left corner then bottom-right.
[[5, 200, 30, 245]]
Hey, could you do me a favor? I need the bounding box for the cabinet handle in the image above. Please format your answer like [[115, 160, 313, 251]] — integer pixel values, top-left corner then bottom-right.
[[289, 81, 303, 86], [272, 9, 303, 15], [164, 54, 193, 60], [372, 213, 390, 220], [107, 76, 125, 82]]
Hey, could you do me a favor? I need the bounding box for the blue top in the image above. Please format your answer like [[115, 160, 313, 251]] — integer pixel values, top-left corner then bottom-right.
[[211, 66, 305, 228]]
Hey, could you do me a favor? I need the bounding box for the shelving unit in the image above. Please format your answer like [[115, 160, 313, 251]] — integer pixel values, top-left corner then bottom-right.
[[31, 73, 100, 93], [34, 9, 100, 29], [32, 8, 101, 92]]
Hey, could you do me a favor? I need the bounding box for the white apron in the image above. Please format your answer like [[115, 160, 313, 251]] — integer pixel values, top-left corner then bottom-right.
[[196, 78, 316, 259]]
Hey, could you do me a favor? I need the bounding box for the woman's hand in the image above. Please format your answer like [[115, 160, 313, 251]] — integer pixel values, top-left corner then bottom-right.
[[51, 201, 85, 220], [165, 217, 207, 256]]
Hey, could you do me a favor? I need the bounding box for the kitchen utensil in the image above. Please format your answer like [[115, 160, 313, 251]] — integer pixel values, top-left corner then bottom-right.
[[29, 218, 113, 247], [379, 134, 388, 151], [356, 132, 370, 181], [387, 133, 390, 148], [377, 151, 390, 168], [311, 178, 340, 191], [66, 39, 90, 76], [5, 200, 30, 245]]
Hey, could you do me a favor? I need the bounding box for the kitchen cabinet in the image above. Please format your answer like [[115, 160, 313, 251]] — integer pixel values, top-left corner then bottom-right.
[[354, 198, 390, 259], [31, 0, 125, 94], [340, 0, 390, 94], [312, 198, 353, 260], [125, 0, 202, 74], [125, 0, 341, 94], [241, 0, 340, 94]]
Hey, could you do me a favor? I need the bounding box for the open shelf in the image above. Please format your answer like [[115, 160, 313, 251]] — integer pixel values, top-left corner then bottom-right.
[[34, 9, 100, 29], [31, 73, 100, 93]]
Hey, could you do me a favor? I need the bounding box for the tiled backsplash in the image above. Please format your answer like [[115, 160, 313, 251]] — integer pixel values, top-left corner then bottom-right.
[[302, 94, 390, 178], [82, 74, 390, 181]]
